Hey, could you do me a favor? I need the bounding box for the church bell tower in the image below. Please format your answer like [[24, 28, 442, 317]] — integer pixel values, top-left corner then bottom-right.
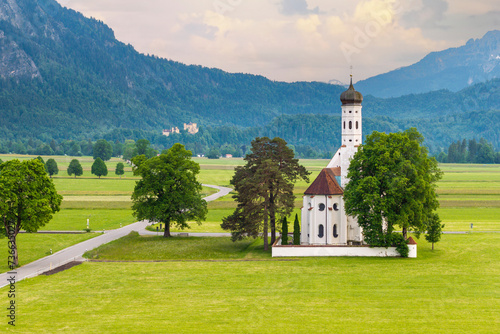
[[339, 76, 363, 187]]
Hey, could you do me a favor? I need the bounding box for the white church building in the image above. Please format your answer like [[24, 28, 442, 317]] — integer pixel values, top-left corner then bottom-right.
[[300, 77, 364, 246], [273, 78, 417, 258]]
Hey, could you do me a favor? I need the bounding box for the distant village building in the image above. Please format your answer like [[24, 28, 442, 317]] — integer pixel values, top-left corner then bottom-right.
[[225, 154, 233, 158], [184, 122, 199, 135], [162, 127, 180, 137]]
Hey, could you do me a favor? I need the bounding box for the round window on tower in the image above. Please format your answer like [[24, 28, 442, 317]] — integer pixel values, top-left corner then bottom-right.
[[319, 203, 326, 211]]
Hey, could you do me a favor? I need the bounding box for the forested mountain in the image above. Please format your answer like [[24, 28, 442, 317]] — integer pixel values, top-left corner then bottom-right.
[[0, 0, 499, 156], [356, 30, 500, 98]]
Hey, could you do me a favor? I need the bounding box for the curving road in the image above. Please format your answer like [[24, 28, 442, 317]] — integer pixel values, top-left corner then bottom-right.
[[0, 185, 232, 288]]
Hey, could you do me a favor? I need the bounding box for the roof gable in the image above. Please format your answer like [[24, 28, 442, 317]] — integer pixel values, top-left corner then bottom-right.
[[304, 168, 344, 195]]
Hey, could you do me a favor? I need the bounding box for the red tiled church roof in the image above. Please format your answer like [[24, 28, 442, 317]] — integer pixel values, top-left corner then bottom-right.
[[304, 168, 344, 195]]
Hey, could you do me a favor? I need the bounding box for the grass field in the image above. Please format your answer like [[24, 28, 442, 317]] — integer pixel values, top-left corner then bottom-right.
[[0, 233, 96, 272], [2, 233, 498, 333], [1, 154, 499, 274]]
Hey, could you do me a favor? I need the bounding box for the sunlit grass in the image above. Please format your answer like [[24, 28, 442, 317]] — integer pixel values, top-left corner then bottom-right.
[[3, 233, 499, 333]]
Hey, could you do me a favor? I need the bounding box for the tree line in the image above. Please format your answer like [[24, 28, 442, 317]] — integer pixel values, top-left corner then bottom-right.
[[437, 138, 500, 164]]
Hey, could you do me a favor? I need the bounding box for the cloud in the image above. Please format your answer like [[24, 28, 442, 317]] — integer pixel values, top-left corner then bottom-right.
[[183, 23, 219, 40], [279, 0, 319, 16], [401, 0, 449, 29]]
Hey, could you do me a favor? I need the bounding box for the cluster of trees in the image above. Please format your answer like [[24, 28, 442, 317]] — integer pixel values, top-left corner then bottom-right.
[[437, 138, 500, 163]]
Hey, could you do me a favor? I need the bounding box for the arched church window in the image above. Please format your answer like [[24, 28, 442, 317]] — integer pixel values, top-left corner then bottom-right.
[[333, 224, 338, 238], [349, 121, 352, 129], [356, 121, 359, 129], [333, 203, 339, 211], [319, 203, 325, 211], [318, 225, 324, 238], [343, 122, 346, 130]]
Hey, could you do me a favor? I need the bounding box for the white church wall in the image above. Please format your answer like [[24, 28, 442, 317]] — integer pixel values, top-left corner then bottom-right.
[[272, 244, 416, 258]]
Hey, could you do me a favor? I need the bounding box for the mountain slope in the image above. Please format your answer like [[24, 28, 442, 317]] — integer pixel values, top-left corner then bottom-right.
[[0, 0, 347, 141], [356, 30, 500, 98], [0, 0, 499, 154]]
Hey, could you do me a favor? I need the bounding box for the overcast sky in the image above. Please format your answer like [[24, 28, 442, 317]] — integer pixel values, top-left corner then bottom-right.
[[56, 0, 499, 83]]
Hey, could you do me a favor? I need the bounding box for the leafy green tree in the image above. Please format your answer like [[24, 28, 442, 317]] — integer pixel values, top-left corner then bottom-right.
[[35, 156, 45, 165], [221, 137, 310, 250], [136, 139, 150, 156], [425, 214, 444, 250], [67, 159, 83, 178], [45, 158, 59, 178], [115, 162, 125, 178], [69, 142, 82, 156], [207, 147, 220, 159], [344, 128, 442, 256], [91, 158, 108, 178], [131, 143, 207, 237], [0, 159, 62, 267], [293, 213, 301, 245], [281, 217, 288, 245], [0, 159, 3, 165], [93, 139, 113, 161]]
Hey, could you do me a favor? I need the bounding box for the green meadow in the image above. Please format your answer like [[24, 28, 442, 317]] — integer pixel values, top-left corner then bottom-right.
[[1, 233, 499, 333], [1, 155, 499, 332]]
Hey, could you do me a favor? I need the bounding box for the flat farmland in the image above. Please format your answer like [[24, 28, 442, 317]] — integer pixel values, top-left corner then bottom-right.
[[1, 233, 498, 333], [1, 155, 499, 233]]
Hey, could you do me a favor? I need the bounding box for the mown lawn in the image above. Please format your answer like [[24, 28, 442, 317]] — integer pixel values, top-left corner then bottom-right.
[[84, 232, 267, 260], [2, 233, 499, 333]]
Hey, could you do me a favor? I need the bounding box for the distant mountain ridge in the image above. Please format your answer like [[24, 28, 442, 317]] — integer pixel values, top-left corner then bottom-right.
[[0, 0, 499, 154], [356, 30, 500, 98]]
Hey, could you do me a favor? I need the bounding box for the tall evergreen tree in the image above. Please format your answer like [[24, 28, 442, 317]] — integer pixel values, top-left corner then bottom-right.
[[281, 217, 288, 245], [221, 137, 309, 250], [293, 214, 301, 245]]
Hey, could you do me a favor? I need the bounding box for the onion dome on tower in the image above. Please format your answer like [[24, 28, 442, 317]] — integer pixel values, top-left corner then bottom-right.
[[340, 77, 363, 106]]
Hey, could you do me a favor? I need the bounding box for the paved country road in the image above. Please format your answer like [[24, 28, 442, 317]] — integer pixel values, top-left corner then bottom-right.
[[0, 185, 232, 288]]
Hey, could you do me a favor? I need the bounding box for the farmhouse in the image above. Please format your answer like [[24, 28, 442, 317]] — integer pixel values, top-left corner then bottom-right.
[[273, 77, 417, 258]]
